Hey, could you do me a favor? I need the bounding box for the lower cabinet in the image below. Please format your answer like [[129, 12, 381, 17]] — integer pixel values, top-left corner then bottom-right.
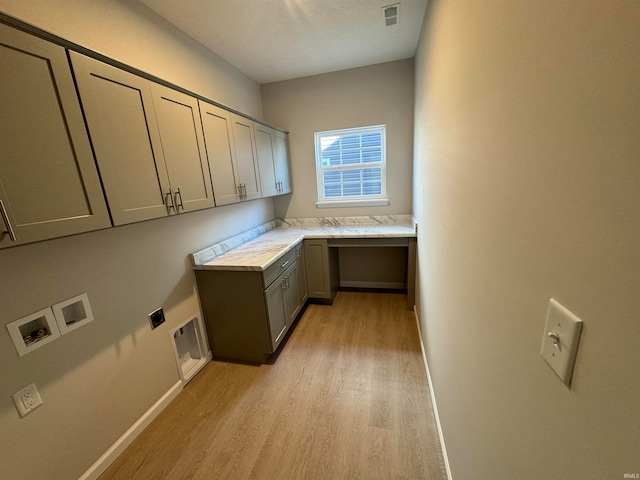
[[265, 261, 299, 345], [295, 242, 308, 310], [304, 239, 340, 304], [195, 244, 307, 364]]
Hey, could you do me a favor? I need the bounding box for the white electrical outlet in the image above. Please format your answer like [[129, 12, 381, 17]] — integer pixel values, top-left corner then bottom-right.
[[12, 383, 43, 418]]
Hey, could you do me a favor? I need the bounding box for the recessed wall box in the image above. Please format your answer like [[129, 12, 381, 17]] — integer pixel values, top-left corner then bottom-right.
[[170, 315, 209, 384], [6, 307, 61, 357], [52, 293, 94, 335]]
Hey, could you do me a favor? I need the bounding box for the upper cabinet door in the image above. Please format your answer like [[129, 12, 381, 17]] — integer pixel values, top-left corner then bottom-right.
[[230, 113, 261, 201], [254, 123, 278, 198], [254, 123, 292, 198], [70, 52, 171, 226], [199, 101, 241, 206], [149, 83, 214, 213], [0, 24, 110, 248], [272, 129, 292, 194]]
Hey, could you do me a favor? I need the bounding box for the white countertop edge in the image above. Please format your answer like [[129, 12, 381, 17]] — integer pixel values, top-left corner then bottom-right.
[[194, 236, 305, 272], [192, 224, 416, 272]]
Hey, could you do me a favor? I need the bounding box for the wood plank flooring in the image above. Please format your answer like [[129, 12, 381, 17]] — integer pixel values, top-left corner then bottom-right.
[[99, 292, 447, 480]]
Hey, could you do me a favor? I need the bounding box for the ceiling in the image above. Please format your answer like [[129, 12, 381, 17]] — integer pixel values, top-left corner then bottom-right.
[[138, 0, 428, 84]]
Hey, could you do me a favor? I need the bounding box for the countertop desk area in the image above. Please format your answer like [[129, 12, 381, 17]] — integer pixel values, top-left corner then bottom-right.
[[190, 216, 417, 363], [191, 217, 416, 269], [191, 216, 417, 306]]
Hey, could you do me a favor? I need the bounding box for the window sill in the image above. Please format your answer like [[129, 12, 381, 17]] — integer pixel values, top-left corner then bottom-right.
[[316, 198, 390, 209]]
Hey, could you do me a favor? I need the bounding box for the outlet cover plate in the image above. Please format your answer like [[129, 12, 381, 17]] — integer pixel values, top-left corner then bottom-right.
[[148, 307, 165, 330], [540, 298, 583, 387], [12, 383, 43, 418]]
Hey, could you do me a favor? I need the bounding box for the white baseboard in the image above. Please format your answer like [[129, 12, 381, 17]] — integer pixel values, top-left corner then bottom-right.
[[78, 380, 183, 480], [413, 306, 453, 480], [339, 281, 405, 289]]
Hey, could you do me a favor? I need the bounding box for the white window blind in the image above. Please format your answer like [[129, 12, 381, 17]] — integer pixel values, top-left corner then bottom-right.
[[314, 125, 388, 208]]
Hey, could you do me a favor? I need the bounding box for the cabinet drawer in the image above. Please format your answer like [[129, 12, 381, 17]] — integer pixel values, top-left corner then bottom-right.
[[262, 248, 297, 288]]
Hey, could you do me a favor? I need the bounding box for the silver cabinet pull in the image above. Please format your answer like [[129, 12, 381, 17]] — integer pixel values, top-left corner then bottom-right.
[[0, 199, 17, 241], [237, 184, 243, 200], [174, 187, 184, 211], [280, 260, 289, 268], [242, 184, 247, 200], [165, 189, 175, 212]]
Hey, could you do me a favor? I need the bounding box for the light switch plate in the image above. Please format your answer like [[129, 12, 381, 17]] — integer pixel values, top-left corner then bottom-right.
[[540, 298, 583, 387]]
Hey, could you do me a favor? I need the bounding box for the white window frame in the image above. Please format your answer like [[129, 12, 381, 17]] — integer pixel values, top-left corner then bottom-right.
[[314, 125, 389, 208]]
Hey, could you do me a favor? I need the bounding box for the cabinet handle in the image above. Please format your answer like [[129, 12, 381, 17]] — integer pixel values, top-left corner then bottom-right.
[[174, 187, 184, 211], [0, 199, 17, 242], [242, 184, 247, 200], [286, 275, 290, 288], [165, 190, 176, 212], [280, 260, 289, 268], [237, 184, 243, 200]]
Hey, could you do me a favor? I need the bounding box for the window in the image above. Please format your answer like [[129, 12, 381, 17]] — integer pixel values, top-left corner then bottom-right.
[[314, 125, 388, 208]]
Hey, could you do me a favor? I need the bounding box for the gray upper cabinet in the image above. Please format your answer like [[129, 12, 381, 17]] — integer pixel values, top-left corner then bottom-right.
[[0, 24, 111, 248], [199, 101, 241, 206], [254, 123, 278, 197], [255, 123, 291, 198], [1, 18, 291, 249], [272, 129, 292, 195], [203, 109, 290, 205], [70, 52, 171, 225], [71, 52, 214, 225], [230, 113, 261, 201], [149, 83, 214, 213]]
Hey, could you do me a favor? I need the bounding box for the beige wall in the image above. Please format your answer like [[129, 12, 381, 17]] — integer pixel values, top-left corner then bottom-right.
[[261, 59, 414, 219], [0, 2, 272, 479], [413, 1, 640, 479]]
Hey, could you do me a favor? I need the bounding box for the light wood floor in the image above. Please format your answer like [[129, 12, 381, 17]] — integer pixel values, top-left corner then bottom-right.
[[99, 292, 447, 480]]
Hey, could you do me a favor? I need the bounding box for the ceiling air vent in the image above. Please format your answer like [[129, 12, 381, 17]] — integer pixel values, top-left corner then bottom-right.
[[382, 3, 400, 27]]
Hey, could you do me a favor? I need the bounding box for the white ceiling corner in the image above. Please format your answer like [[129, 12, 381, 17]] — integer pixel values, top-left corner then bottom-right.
[[138, 0, 428, 84]]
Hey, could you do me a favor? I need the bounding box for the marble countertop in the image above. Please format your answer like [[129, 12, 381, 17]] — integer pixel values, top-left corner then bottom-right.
[[191, 216, 416, 272]]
